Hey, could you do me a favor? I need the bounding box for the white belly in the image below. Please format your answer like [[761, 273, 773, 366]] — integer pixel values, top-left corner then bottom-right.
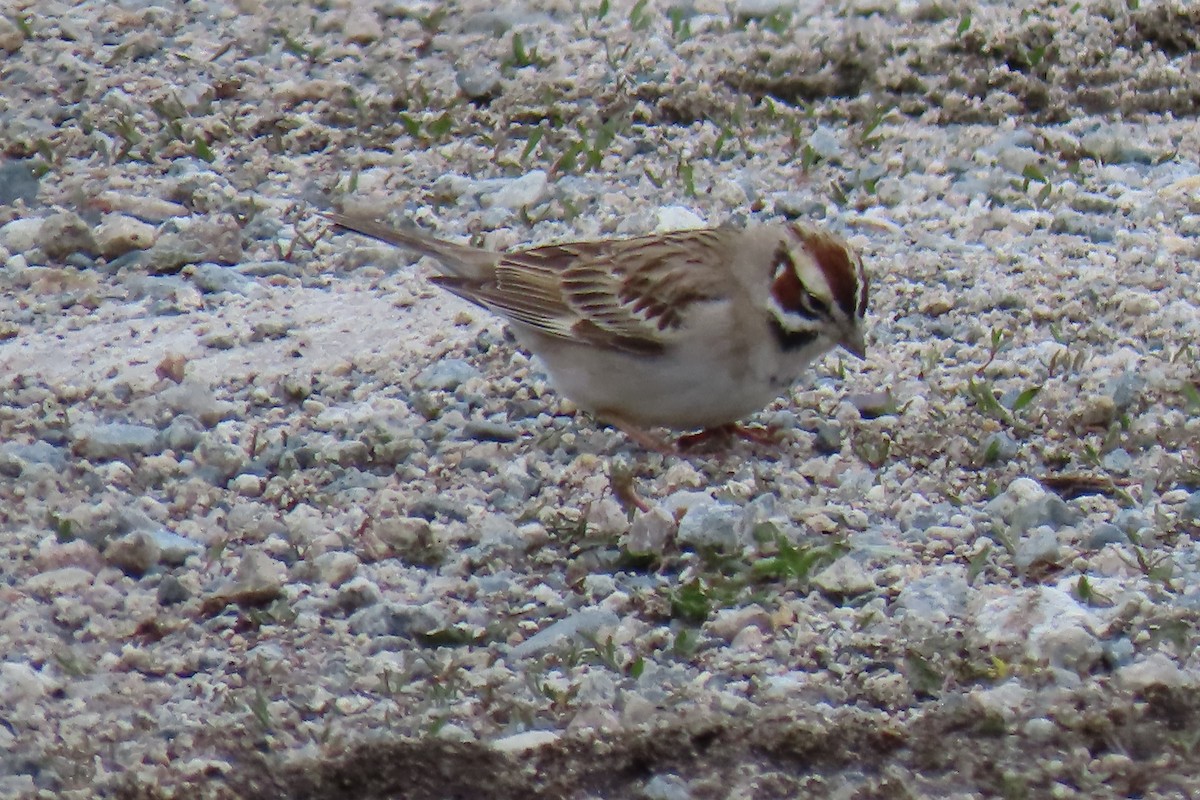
[[525, 331, 833, 429]]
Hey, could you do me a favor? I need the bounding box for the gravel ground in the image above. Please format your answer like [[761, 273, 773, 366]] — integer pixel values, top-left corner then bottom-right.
[[2, 0, 1200, 797]]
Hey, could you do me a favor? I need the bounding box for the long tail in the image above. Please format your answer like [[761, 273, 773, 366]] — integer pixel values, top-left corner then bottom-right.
[[322, 211, 497, 279]]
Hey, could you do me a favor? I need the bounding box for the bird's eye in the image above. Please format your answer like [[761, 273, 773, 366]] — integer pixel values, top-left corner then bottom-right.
[[805, 292, 831, 316]]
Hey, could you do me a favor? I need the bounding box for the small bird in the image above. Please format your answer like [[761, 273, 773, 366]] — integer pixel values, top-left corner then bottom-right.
[[324, 212, 868, 452]]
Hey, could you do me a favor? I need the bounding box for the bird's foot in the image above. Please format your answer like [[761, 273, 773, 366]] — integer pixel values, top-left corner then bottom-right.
[[675, 423, 782, 450]]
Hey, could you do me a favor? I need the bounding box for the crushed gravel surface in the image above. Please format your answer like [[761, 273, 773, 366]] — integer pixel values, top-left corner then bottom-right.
[[2, 0, 1200, 798]]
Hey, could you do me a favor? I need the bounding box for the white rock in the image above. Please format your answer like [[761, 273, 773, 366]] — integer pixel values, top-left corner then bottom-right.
[[654, 206, 706, 231], [481, 170, 548, 210], [0, 217, 43, 253], [1118, 653, 1195, 691], [491, 730, 560, 753], [95, 214, 156, 257], [624, 505, 675, 554], [812, 556, 876, 598]]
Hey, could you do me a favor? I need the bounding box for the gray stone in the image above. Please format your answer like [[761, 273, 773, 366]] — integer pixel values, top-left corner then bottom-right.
[[0, 217, 42, 254], [1010, 493, 1077, 533], [148, 528, 204, 565], [332, 576, 383, 613], [0, 160, 39, 206], [625, 506, 675, 554], [1014, 526, 1061, 570], [1105, 371, 1145, 410], [1049, 210, 1115, 243], [457, 65, 502, 100], [72, 422, 162, 461], [39, 211, 97, 260], [1112, 509, 1150, 535], [156, 574, 191, 605], [982, 431, 1020, 462], [677, 501, 742, 550], [463, 419, 519, 442], [163, 415, 205, 451], [643, 774, 691, 800], [415, 359, 480, 391], [1183, 492, 1200, 521], [894, 573, 970, 623], [94, 214, 156, 258], [348, 602, 447, 638], [813, 421, 843, 454], [812, 556, 875, 599], [508, 607, 618, 658], [806, 127, 844, 162], [1117, 653, 1195, 690], [188, 263, 254, 294], [104, 530, 161, 576], [1080, 126, 1156, 165], [480, 170, 548, 210], [1101, 448, 1133, 474], [0, 441, 67, 473], [1084, 523, 1127, 550]]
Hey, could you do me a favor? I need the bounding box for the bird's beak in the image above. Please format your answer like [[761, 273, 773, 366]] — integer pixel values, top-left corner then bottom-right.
[[838, 328, 866, 360]]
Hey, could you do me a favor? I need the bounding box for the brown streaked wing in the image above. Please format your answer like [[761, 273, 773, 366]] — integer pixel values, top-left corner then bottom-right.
[[432, 230, 734, 355], [560, 230, 731, 343]]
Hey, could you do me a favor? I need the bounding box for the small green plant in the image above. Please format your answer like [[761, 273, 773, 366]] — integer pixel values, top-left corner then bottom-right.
[[520, 127, 545, 163], [677, 157, 696, 196], [668, 7, 693, 41], [504, 31, 547, 70], [956, 12, 972, 36], [628, 0, 652, 30], [247, 687, 273, 731], [859, 105, 891, 150], [669, 578, 713, 623], [978, 328, 1011, 374], [761, 10, 792, 35], [751, 532, 842, 584], [852, 432, 892, 468]]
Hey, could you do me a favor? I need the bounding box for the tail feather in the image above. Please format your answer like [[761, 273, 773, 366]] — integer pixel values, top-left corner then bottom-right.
[[322, 211, 496, 279]]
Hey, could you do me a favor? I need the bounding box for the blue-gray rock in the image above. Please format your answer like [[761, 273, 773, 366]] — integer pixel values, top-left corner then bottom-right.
[[1084, 523, 1127, 550], [0, 441, 67, 473], [1010, 494, 1077, 533], [480, 170, 548, 210], [642, 774, 691, 800], [1183, 492, 1200, 521], [1014, 526, 1061, 570], [677, 501, 742, 550], [149, 528, 205, 565], [347, 602, 447, 638], [1112, 509, 1150, 536], [508, 607, 619, 658], [0, 159, 40, 206], [72, 422, 162, 461], [463, 419, 519, 442], [457, 65, 502, 100], [188, 263, 254, 294], [40, 211, 98, 261], [806, 125, 845, 162], [1105, 371, 1145, 411], [1101, 448, 1133, 474], [1080, 126, 1155, 164], [156, 574, 191, 605], [982, 431, 1020, 462], [104, 530, 161, 576], [163, 415, 205, 451], [813, 421, 843, 454], [415, 359, 480, 391], [894, 573, 970, 622], [1050, 211, 1115, 244]]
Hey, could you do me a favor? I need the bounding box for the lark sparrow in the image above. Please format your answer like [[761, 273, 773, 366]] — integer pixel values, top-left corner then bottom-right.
[[324, 212, 868, 452]]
